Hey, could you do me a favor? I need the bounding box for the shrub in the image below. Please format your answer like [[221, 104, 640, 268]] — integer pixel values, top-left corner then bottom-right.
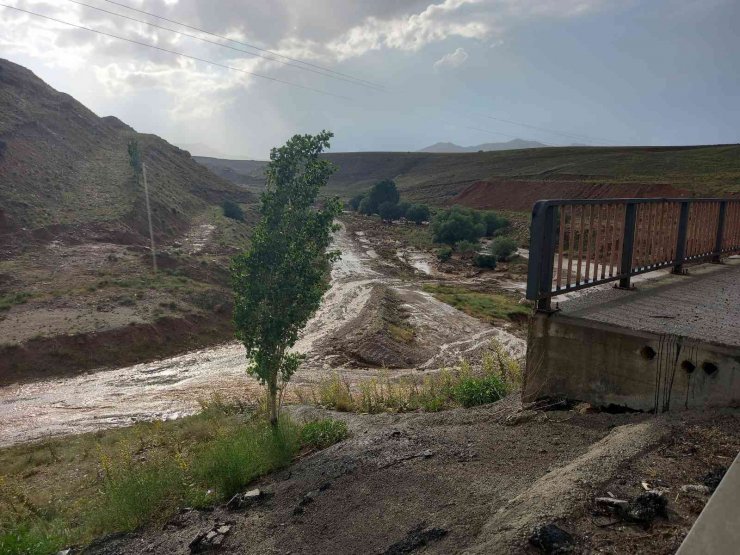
[[397, 201, 411, 218], [222, 199, 245, 221], [300, 419, 348, 449], [483, 212, 510, 236], [406, 204, 430, 224], [490, 236, 518, 261], [455, 240, 479, 256], [474, 254, 497, 269], [349, 193, 365, 211], [378, 201, 403, 222], [431, 206, 486, 244], [453, 374, 508, 408], [436, 245, 453, 262], [358, 197, 374, 215]]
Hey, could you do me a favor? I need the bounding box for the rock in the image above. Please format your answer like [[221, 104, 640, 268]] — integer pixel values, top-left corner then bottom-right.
[[680, 484, 711, 496], [419, 449, 434, 459], [505, 410, 537, 426], [189, 522, 232, 553], [701, 467, 727, 492], [382, 524, 448, 555], [529, 523, 574, 554], [626, 491, 668, 526], [226, 488, 268, 511]]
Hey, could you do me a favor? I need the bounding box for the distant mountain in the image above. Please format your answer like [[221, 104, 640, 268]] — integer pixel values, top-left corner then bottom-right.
[[418, 139, 547, 153], [0, 58, 251, 245], [178, 143, 251, 160]]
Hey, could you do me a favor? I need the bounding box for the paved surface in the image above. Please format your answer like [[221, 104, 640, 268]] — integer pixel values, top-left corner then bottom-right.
[[560, 258, 740, 348]]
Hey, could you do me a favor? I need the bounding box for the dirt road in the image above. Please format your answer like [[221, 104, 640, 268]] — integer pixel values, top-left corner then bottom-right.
[[0, 225, 525, 446]]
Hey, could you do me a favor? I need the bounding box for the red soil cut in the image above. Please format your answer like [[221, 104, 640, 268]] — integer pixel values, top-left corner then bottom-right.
[[452, 180, 693, 212]]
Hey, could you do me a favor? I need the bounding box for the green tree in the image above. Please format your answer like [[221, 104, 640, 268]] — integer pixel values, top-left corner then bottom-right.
[[431, 206, 485, 244], [397, 201, 411, 218], [366, 179, 399, 213], [483, 211, 510, 236], [231, 131, 341, 425], [222, 199, 245, 221], [378, 201, 402, 222], [406, 204, 430, 224], [490, 236, 518, 261]]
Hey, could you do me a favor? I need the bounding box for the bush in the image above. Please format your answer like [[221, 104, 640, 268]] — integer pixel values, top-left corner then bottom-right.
[[300, 419, 348, 449], [436, 245, 453, 262], [455, 240, 479, 256], [490, 236, 518, 261], [431, 206, 486, 244], [397, 201, 411, 218], [483, 212, 509, 236], [222, 199, 244, 221], [358, 197, 373, 215], [453, 374, 508, 408], [378, 201, 403, 222], [349, 193, 365, 211], [406, 204, 430, 224], [474, 254, 497, 269]]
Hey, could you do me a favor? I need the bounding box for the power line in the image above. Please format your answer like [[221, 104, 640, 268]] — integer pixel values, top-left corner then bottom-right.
[[64, 0, 385, 92], [0, 4, 351, 100], [482, 115, 621, 146], [100, 0, 383, 90]]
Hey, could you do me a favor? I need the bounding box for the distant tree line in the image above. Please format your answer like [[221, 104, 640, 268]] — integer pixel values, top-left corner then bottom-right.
[[349, 179, 518, 270]]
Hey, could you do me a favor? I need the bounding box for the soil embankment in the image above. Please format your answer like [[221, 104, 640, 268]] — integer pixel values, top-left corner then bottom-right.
[[83, 400, 740, 555]]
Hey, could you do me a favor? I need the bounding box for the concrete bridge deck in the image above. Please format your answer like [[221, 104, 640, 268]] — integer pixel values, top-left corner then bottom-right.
[[524, 259, 740, 412]]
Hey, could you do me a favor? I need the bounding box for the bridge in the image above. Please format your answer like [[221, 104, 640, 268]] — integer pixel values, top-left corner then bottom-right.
[[523, 197, 740, 412]]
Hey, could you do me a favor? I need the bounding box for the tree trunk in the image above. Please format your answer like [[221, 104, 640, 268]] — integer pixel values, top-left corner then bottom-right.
[[267, 374, 279, 427]]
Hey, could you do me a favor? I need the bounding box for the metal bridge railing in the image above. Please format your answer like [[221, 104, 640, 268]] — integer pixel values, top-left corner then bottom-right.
[[526, 197, 740, 310]]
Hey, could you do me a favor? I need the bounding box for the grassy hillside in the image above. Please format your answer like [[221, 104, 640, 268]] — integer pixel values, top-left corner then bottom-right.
[[198, 144, 740, 207], [0, 58, 251, 241]]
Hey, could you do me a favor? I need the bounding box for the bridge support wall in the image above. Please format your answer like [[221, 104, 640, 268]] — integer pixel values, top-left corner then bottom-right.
[[523, 312, 740, 412]]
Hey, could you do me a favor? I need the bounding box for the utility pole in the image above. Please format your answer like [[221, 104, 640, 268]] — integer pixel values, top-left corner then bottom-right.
[[142, 162, 157, 273]]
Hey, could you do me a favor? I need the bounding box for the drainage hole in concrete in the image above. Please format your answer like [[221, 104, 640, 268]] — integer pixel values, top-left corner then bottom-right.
[[640, 346, 657, 360], [701, 361, 718, 375], [681, 360, 696, 373]]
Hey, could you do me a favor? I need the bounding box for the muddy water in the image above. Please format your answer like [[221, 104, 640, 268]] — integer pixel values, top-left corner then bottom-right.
[[0, 225, 525, 446]]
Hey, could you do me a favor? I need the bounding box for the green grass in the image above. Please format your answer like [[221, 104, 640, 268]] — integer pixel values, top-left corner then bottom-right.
[[422, 284, 531, 323], [303, 340, 520, 414], [0, 405, 347, 554], [0, 292, 32, 311]]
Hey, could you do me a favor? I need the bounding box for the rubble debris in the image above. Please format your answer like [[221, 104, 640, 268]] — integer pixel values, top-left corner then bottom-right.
[[292, 490, 318, 516], [226, 488, 269, 511], [679, 484, 711, 496], [382, 524, 448, 554], [594, 497, 629, 510], [701, 467, 727, 492], [189, 523, 231, 553], [626, 491, 668, 526], [528, 523, 575, 554]]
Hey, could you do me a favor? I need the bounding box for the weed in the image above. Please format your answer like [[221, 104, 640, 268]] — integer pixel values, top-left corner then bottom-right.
[[453, 374, 507, 407], [300, 420, 349, 449], [0, 292, 32, 311], [422, 284, 530, 324]]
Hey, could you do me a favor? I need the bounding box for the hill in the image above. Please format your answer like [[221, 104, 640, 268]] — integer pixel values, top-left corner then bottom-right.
[[197, 144, 740, 210], [0, 58, 251, 253], [0, 58, 255, 382], [418, 139, 547, 153]]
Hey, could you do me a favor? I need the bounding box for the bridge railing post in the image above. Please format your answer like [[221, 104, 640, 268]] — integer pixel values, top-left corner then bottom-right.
[[673, 201, 690, 274], [712, 200, 727, 263], [527, 202, 558, 312], [618, 203, 637, 289]]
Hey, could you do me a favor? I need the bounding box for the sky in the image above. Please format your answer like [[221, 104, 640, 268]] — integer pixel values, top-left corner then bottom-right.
[[1, 0, 739, 159]]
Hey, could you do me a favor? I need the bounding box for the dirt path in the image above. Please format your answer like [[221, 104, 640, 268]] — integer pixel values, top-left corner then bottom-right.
[[0, 224, 525, 446]]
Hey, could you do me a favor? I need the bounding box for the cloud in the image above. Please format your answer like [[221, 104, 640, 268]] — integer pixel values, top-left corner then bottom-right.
[[434, 47, 469, 71]]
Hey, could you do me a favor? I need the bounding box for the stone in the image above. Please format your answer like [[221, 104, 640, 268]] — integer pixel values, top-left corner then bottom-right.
[[528, 523, 574, 554]]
